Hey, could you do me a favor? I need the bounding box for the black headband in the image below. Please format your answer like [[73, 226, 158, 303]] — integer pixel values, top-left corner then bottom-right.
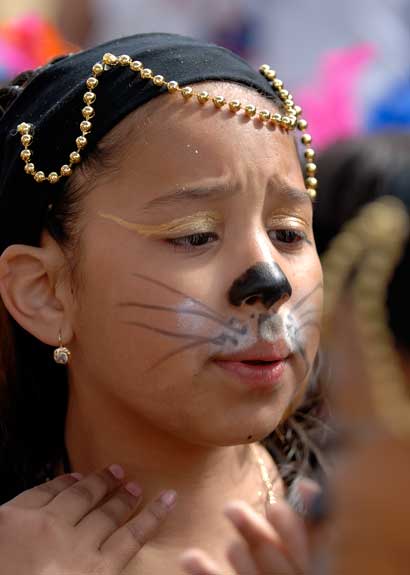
[[0, 33, 294, 253]]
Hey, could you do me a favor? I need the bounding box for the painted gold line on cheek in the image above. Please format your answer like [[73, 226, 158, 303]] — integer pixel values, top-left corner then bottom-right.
[[98, 211, 223, 237]]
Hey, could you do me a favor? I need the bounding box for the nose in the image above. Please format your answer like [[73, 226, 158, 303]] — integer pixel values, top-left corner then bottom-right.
[[228, 262, 292, 310]]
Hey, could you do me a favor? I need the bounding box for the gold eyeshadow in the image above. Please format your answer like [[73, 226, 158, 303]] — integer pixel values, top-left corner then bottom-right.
[[265, 214, 309, 229], [98, 210, 222, 237]]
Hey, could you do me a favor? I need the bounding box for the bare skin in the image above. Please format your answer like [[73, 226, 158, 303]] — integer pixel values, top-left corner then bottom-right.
[[0, 83, 322, 574]]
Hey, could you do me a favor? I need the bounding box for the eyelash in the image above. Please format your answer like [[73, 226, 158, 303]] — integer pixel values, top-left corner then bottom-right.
[[268, 229, 307, 247], [167, 232, 218, 250], [166, 229, 307, 252]]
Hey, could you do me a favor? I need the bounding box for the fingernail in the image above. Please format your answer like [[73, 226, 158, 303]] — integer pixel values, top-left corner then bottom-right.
[[108, 464, 125, 480], [125, 482, 142, 497], [160, 490, 177, 508], [70, 472, 83, 480]]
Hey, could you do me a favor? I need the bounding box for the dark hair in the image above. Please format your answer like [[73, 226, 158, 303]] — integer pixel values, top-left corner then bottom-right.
[[314, 133, 410, 350], [0, 66, 327, 503]]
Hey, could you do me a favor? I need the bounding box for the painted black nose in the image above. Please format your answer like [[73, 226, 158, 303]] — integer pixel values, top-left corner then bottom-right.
[[228, 262, 292, 309]]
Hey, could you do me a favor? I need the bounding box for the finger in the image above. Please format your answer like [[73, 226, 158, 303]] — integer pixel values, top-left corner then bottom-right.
[[5, 473, 83, 509], [77, 482, 142, 546], [226, 539, 259, 575], [224, 501, 294, 574], [45, 464, 125, 525], [180, 548, 222, 575], [266, 499, 310, 572], [224, 500, 282, 548], [101, 489, 177, 570]]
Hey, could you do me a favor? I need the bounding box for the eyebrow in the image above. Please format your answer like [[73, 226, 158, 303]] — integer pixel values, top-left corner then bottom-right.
[[142, 176, 311, 211]]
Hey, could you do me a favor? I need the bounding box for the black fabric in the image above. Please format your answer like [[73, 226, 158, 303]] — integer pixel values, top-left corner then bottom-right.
[[0, 33, 279, 254]]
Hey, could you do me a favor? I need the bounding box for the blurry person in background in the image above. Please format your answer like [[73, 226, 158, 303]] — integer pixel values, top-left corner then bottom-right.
[[313, 133, 410, 255], [56, 0, 261, 61]]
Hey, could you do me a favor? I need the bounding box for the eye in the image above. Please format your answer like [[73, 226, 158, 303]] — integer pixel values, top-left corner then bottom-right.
[[166, 232, 219, 250], [268, 229, 307, 246]]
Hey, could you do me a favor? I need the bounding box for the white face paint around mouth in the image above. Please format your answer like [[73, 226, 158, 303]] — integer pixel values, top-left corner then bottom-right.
[[174, 297, 304, 358]]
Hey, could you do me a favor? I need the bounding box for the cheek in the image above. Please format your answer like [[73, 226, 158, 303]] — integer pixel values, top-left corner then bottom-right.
[[70, 238, 222, 400]]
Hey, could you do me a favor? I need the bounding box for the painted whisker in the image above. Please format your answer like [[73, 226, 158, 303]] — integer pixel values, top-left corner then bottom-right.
[[290, 282, 323, 313], [123, 320, 214, 342], [295, 320, 321, 332], [132, 272, 228, 322], [298, 308, 320, 321], [148, 334, 231, 371], [118, 301, 245, 335]]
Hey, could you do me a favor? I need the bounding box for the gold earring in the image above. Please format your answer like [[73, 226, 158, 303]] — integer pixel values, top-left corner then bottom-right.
[[53, 331, 71, 365]]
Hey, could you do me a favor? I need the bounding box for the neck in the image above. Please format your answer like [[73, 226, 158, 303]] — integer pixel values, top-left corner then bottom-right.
[[64, 382, 283, 545]]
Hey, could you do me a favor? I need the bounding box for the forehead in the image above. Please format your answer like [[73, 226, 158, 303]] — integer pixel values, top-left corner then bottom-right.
[[94, 82, 304, 204]]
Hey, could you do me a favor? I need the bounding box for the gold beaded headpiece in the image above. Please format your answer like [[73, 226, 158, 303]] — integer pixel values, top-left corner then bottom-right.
[[322, 196, 410, 438], [16, 53, 317, 199]]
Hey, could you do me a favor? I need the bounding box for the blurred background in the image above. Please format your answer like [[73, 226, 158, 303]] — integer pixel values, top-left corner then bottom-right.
[[2, 0, 410, 149]]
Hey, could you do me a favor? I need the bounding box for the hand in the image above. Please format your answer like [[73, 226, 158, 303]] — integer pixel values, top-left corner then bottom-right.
[[0, 465, 177, 575], [181, 496, 312, 575]]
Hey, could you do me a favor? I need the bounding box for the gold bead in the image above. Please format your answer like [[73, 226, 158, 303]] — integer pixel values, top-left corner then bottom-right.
[[301, 133, 312, 145], [17, 122, 31, 134], [308, 188, 317, 200], [281, 116, 291, 128], [83, 91, 96, 105], [153, 74, 165, 86], [229, 100, 241, 112], [304, 148, 315, 160], [306, 176, 318, 189], [279, 89, 289, 100], [86, 77, 99, 90], [297, 119, 308, 131], [258, 109, 271, 122], [34, 171, 45, 183], [266, 70, 276, 81], [130, 60, 143, 72], [24, 162, 35, 174], [288, 116, 297, 128], [70, 151, 81, 164], [306, 162, 317, 175], [167, 81, 179, 93], [270, 112, 282, 124], [294, 105, 302, 116], [244, 104, 256, 117], [60, 165, 72, 177], [259, 64, 271, 73], [82, 106, 95, 120], [213, 95, 226, 108], [21, 134, 32, 146], [197, 91, 209, 104], [76, 136, 88, 149], [80, 120, 92, 133], [102, 52, 118, 66], [48, 172, 59, 184], [273, 79, 283, 90], [92, 63, 104, 76], [181, 86, 193, 98], [141, 68, 153, 79], [20, 149, 31, 161], [118, 54, 131, 66]]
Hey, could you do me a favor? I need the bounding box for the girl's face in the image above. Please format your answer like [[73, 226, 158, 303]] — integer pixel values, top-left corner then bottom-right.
[[69, 84, 323, 445]]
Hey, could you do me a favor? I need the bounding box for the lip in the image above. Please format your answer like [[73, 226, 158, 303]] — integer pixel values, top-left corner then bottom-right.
[[213, 341, 290, 390]]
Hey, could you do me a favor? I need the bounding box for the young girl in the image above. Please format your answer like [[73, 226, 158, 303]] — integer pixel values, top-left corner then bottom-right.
[[0, 33, 323, 574]]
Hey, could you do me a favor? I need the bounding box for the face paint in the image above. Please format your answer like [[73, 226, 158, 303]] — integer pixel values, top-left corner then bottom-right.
[[98, 210, 222, 237], [228, 262, 292, 309]]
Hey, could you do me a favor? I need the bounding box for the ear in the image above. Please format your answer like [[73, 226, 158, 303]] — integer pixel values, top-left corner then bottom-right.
[[0, 234, 73, 347]]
